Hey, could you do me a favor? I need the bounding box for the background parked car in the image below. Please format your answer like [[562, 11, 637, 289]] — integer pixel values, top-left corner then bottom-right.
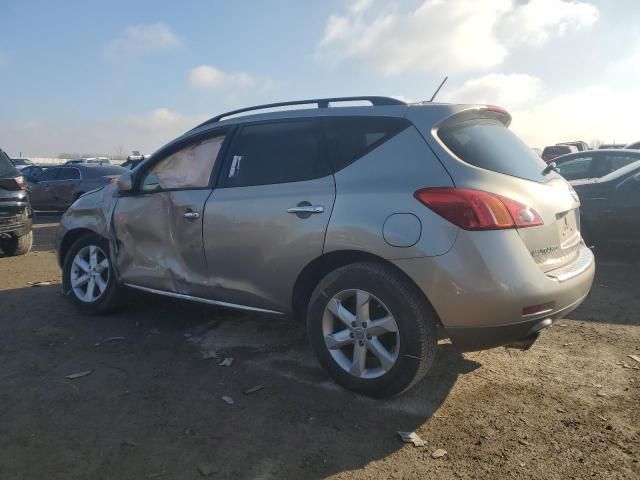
[[624, 141, 640, 149], [553, 149, 640, 181], [0, 149, 32, 255], [28, 164, 126, 211], [557, 141, 589, 152], [572, 160, 640, 247], [598, 143, 625, 149], [542, 144, 578, 162], [10, 157, 34, 169], [65, 157, 111, 165]]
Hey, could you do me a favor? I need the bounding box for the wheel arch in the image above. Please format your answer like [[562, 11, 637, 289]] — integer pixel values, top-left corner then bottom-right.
[[58, 228, 102, 267], [291, 249, 442, 326]]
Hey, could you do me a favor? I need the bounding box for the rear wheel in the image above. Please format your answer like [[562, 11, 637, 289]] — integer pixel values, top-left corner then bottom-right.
[[62, 233, 124, 314], [307, 262, 438, 398], [0, 231, 33, 256]]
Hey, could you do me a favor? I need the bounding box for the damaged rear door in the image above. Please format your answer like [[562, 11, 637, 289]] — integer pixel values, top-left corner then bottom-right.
[[112, 129, 229, 297]]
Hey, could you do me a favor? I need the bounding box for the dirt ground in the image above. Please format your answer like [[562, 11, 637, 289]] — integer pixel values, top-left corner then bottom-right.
[[0, 215, 638, 480]]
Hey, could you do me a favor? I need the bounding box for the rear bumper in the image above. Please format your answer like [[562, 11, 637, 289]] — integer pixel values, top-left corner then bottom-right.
[[392, 229, 595, 352], [0, 199, 32, 236]]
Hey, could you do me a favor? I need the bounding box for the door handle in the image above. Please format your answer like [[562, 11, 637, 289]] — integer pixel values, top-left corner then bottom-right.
[[287, 205, 324, 214], [183, 211, 201, 220]]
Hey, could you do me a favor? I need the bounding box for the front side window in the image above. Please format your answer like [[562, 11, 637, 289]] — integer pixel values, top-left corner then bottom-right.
[[224, 120, 330, 187], [39, 168, 59, 181], [141, 134, 225, 192], [555, 156, 594, 180], [596, 154, 638, 177]]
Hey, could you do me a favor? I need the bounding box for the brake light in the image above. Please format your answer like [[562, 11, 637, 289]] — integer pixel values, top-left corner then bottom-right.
[[414, 188, 543, 230], [484, 105, 509, 116], [14, 175, 25, 190]]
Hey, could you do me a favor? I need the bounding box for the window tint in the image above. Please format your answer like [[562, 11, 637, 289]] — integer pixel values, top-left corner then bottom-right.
[[57, 168, 80, 180], [595, 154, 639, 177], [324, 117, 411, 171], [225, 120, 330, 187], [141, 134, 225, 192], [39, 168, 59, 181], [555, 156, 594, 180], [439, 120, 555, 183]]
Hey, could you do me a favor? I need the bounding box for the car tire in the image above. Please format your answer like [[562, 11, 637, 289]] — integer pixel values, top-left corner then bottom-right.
[[307, 262, 438, 398], [0, 231, 33, 256], [62, 233, 124, 314]]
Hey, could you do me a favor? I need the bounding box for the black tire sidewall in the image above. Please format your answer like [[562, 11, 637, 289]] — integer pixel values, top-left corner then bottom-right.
[[62, 234, 120, 314], [307, 262, 437, 398]]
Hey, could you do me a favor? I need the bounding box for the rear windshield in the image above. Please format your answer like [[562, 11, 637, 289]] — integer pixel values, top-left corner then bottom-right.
[[543, 146, 571, 155], [438, 120, 554, 183], [0, 150, 19, 177]]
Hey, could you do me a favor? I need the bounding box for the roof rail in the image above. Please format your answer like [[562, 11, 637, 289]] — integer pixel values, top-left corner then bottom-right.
[[193, 96, 406, 129]]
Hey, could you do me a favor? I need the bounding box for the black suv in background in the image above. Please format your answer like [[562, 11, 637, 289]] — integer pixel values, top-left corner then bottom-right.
[[0, 149, 33, 256]]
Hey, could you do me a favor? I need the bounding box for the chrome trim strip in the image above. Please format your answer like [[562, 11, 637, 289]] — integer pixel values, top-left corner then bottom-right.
[[123, 283, 284, 315]]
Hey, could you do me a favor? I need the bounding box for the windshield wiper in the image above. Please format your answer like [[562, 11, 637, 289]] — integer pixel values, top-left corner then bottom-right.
[[542, 161, 559, 176]]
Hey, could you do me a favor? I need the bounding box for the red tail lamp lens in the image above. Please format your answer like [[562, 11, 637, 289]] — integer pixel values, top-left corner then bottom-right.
[[414, 188, 543, 231]]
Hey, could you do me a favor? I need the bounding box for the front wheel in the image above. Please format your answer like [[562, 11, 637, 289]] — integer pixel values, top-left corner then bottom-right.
[[307, 262, 438, 398], [62, 233, 124, 314]]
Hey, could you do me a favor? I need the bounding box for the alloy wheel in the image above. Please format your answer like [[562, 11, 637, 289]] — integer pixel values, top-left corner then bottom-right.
[[70, 245, 110, 302], [322, 289, 400, 379]]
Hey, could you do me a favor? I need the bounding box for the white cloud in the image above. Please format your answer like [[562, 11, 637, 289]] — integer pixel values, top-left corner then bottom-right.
[[445, 73, 543, 108], [105, 22, 181, 60], [0, 108, 207, 157], [318, 0, 598, 74], [499, 0, 598, 46], [189, 65, 255, 89]]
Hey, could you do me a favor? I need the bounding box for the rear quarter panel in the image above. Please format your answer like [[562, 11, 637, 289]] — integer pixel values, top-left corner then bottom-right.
[[324, 125, 458, 258]]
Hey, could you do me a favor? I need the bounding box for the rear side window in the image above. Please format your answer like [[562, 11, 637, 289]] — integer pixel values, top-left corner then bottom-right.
[[0, 150, 18, 177], [324, 117, 412, 172], [224, 120, 330, 187], [57, 168, 80, 180], [439, 120, 553, 183]]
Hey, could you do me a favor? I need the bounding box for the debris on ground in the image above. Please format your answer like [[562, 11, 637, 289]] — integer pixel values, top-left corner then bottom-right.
[[221, 396, 234, 405], [94, 336, 125, 347], [431, 448, 448, 459], [27, 280, 54, 287], [628, 354, 640, 364], [596, 391, 608, 398], [518, 439, 531, 446], [556, 407, 567, 413], [218, 357, 233, 367], [197, 464, 217, 477], [243, 385, 264, 395], [148, 472, 167, 478], [121, 440, 137, 448], [397, 431, 426, 447], [65, 370, 92, 380]]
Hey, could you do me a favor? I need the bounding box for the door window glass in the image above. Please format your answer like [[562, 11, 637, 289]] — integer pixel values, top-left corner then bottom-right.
[[555, 156, 593, 180], [324, 117, 412, 171], [224, 120, 330, 187], [57, 168, 80, 180], [595, 154, 639, 177], [38, 168, 60, 181], [141, 134, 225, 192]]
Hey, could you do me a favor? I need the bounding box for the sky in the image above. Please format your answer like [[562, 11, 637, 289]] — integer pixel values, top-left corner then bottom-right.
[[1, 0, 639, 157]]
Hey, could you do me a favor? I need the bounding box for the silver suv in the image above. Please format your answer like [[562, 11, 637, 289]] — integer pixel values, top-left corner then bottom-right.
[[56, 96, 595, 397]]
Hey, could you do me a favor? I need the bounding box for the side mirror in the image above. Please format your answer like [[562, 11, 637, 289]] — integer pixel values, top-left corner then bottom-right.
[[117, 171, 133, 193]]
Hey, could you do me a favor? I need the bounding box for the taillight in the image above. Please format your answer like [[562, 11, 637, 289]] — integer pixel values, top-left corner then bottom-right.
[[414, 187, 543, 231], [14, 175, 25, 190]]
